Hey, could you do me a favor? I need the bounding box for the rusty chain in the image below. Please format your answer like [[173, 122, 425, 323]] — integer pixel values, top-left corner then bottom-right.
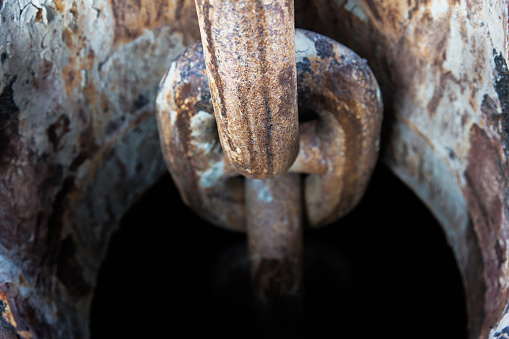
[[156, 27, 382, 304], [194, 0, 299, 180], [157, 29, 382, 230]]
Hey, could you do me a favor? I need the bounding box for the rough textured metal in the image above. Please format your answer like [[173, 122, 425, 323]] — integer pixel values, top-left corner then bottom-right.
[[246, 173, 303, 302], [293, 1, 509, 337], [2, 1, 509, 338], [194, 0, 299, 179], [156, 40, 245, 231], [0, 1, 200, 338], [156, 29, 383, 231]]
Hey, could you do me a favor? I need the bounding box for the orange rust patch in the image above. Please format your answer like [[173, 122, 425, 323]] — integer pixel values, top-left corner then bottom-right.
[[99, 95, 113, 116], [0, 291, 17, 329], [62, 64, 81, 96], [109, 0, 198, 46], [83, 83, 99, 106], [110, 0, 175, 45], [61, 28, 75, 49], [18, 331, 33, 339], [464, 124, 508, 337], [53, 0, 66, 12], [69, 1, 78, 17], [35, 7, 43, 22]]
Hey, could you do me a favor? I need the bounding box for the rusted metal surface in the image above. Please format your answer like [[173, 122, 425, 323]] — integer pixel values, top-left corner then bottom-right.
[[194, 0, 299, 179], [292, 29, 383, 226], [0, 292, 18, 339], [246, 173, 303, 302], [294, 0, 509, 337], [157, 29, 382, 231], [0, 0, 509, 338], [157, 28, 382, 315], [0, 1, 200, 338], [156, 40, 245, 230]]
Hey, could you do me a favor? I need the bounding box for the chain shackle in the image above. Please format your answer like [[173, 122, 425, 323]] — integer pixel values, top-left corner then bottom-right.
[[156, 29, 383, 231]]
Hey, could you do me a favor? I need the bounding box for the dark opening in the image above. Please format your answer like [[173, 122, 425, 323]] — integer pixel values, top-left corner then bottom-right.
[[90, 164, 467, 338]]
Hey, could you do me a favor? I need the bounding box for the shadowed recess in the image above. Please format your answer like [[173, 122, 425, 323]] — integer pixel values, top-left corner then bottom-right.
[[90, 165, 467, 339]]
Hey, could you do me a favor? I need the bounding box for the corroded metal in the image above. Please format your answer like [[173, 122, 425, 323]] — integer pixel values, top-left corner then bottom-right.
[[293, 2, 509, 337], [156, 28, 382, 310], [156, 29, 383, 231], [246, 174, 303, 302], [194, 0, 299, 179], [2, 1, 509, 338], [0, 1, 201, 338]]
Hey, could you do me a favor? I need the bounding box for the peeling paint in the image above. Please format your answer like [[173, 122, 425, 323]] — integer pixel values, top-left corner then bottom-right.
[[429, 0, 449, 20], [295, 0, 509, 336], [1, 0, 509, 338], [199, 160, 225, 188], [0, 0, 199, 337]]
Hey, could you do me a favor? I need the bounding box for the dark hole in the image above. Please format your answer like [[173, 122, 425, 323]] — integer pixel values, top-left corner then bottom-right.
[[89, 164, 467, 339], [132, 93, 149, 111], [298, 105, 319, 123]]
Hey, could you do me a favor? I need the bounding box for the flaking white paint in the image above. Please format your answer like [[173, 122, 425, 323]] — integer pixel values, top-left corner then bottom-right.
[[199, 160, 225, 188], [429, 0, 449, 20]]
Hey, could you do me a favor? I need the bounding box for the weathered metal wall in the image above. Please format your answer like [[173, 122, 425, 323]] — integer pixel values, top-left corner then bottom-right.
[[294, 1, 509, 337], [0, 0, 508, 338], [0, 1, 200, 337]]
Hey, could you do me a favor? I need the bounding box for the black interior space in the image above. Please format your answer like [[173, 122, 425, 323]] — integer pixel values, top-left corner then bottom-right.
[[90, 164, 467, 339]]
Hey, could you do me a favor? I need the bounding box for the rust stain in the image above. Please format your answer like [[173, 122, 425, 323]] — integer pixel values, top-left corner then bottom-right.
[[157, 27, 381, 311], [109, 0, 197, 46], [47, 115, 71, 152], [61, 28, 75, 50], [397, 115, 436, 152], [34, 7, 43, 22], [294, 2, 509, 336], [61, 46, 95, 97], [62, 64, 81, 96], [247, 174, 303, 301], [83, 83, 99, 106], [464, 124, 508, 334], [195, 0, 299, 179], [156, 29, 382, 230], [58, 0, 99, 97], [18, 331, 33, 339], [53, 0, 66, 12], [0, 291, 16, 329], [0, 289, 30, 339], [81, 49, 98, 106], [69, 1, 78, 17]]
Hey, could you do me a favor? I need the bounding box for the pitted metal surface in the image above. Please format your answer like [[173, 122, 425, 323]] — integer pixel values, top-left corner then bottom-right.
[[1, 0, 509, 337], [195, 0, 299, 179], [156, 29, 383, 231]]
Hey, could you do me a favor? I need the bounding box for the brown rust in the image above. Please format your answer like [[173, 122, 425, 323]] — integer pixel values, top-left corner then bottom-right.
[[194, 0, 299, 179], [110, 0, 199, 46], [0, 1, 200, 337], [1, 0, 508, 337], [0, 292, 17, 335], [291, 29, 383, 226], [464, 124, 508, 332], [246, 173, 302, 302], [0, 290, 32, 339], [156, 29, 383, 231], [157, 41, 246, 231], [291, 1, 509, 337], [157, 27, 382, 322], [246, 173, 303, 301]]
